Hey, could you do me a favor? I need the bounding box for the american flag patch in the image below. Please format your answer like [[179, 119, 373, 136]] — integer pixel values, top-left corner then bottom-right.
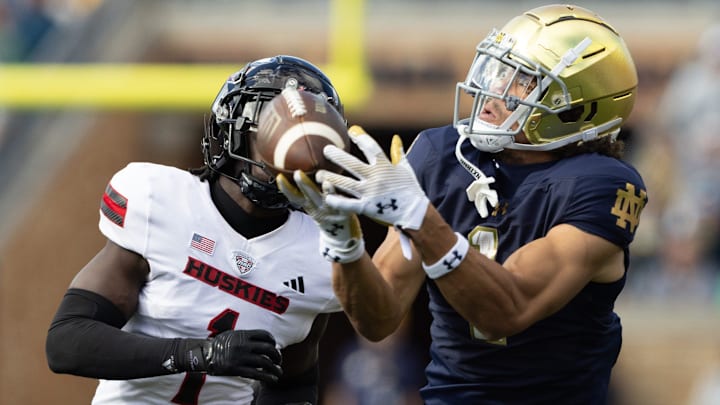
[[100, 184, 127, 227], [190, 233, 215, 255]]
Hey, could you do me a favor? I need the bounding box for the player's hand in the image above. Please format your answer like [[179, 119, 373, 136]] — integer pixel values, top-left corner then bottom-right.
[[277, 170, 365, 263], [178, 329, 282, 383], [318, 125, 430, 233]]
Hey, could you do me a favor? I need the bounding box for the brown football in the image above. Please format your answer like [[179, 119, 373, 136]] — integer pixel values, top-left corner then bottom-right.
[[255, 87, 349, 177]]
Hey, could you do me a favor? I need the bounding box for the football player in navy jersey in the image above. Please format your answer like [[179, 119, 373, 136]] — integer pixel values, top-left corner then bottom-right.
[[46, 55, 345, 405], [279, 5, 648, 404]]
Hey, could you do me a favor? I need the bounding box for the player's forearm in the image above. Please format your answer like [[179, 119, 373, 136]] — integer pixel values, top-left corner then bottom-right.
[[331, 255, 405, 341], [435, 250, 525, 340], [46, 289, 182, 379], [47, 289, 283, 382], [406, 205, 459, 266], [409, 206, 524, 339]]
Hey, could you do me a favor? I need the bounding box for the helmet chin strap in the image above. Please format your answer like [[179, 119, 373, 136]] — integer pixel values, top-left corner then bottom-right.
[[209, 157, 290, 210], [238, 172, 289, 210], [454, 133, 499, 218]]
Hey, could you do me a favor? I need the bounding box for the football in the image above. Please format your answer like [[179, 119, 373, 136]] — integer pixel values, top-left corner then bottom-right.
[[254, 87, 350, 177]]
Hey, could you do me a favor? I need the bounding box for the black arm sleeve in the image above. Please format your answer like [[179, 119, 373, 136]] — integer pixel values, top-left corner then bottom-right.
[[254, 362, 319, 405], [46, 288, 197, 379]]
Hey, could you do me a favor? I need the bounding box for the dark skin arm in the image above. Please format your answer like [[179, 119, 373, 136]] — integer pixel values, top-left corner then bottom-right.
[[255, 314, 330, 404], [278, 313, 329, 377], [46, 239, 176, 379], [69, 239, 149, 318]]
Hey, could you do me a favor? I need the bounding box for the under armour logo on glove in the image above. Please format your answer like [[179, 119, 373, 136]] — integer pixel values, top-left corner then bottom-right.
[[325, 223, 344, 237], [318, 126, 430, 235], [322, 247, 341, 263], [376, 199, 399, 214]]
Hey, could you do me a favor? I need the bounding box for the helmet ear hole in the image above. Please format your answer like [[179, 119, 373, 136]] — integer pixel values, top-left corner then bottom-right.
[[557, 105, 585, 123], [556, 102, 598, 123]]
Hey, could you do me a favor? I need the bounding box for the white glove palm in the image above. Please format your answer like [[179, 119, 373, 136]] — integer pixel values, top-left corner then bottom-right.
[[317, 125, 430, 233], [277, 171, 364, 263]]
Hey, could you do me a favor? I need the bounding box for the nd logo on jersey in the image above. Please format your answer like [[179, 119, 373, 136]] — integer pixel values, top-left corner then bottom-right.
[[610, 182, 647, 234]]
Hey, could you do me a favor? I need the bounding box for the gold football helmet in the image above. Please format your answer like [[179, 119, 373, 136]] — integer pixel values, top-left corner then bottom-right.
[[453, 4, 638, 152]]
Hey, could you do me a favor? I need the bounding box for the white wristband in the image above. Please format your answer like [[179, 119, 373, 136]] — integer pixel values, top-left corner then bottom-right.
[[422, 232, 469, 279]]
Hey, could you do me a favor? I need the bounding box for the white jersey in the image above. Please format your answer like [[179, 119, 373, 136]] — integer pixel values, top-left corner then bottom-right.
[[91, 162, 341, 405]]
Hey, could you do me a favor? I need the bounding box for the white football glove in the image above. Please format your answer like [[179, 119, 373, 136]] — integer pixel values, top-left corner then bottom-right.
[[277, 171, 365, 263], [317, 125, 430, 239]]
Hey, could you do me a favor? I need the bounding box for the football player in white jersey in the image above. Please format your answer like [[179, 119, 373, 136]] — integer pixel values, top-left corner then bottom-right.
[[46, 55, 346, 405]]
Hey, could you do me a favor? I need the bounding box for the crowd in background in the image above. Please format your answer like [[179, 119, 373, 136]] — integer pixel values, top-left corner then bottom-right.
[[622, 23, 720, 405], [0, 0, 100, 147], [627, 23, 720, 308], [0, 0, 100, 61]]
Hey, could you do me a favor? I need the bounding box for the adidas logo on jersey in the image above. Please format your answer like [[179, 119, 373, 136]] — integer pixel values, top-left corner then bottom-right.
[[283, 276, 305, 294]]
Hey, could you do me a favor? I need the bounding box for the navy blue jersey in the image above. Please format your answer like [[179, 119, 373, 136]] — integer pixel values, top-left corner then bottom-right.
[[406, 125, 647, 405]]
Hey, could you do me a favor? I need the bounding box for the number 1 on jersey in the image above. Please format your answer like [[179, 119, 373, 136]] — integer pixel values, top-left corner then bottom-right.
[[171, 309, 240, 405]]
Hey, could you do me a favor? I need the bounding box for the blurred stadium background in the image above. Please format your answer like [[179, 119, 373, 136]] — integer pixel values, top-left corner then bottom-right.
[[1, 0, 719, 404]]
